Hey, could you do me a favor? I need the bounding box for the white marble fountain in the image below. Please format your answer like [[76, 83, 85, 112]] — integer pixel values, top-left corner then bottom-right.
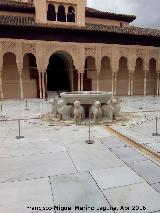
[[46, 91, 122, 124]]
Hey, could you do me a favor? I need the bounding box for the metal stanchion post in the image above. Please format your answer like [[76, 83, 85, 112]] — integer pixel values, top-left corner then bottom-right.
[[152, 117, 160, 136], [25, 100, 30, 111], [16, 119, 24, 139], [85, 120, 94, 144]]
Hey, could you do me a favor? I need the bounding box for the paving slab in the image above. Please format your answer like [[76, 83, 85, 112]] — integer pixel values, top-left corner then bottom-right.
[[67, 142, 125, 172], [129, 160, 160, 184], [104, 182, 160, 213], [111, 146, 147, 163], [100, 136, 127, 149], [50, 172, 113, 213], [152, 183, 160, 193], [91, 166, 143, 190], [0, 177, 54, 213], [0, 152, 76, 182]]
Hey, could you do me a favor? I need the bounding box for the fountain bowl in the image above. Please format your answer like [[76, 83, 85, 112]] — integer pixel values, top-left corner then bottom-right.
[[60, 91, 112, 105]]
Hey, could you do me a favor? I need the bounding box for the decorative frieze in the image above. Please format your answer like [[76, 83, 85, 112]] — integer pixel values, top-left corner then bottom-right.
[[85, 47, 96, 58], [22, 43, 36, 56]]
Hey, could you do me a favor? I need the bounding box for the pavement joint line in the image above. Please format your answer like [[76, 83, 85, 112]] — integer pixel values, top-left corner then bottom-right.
[[89, 172, 116, 213], [103, 125, 160, 165], [48, 176, 55, 211]]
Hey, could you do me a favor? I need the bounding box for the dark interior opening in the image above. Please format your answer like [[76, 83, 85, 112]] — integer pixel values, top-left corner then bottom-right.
[[67, 6, 75, 22], [57, 5, 66, 22], [47, 54, 71, 92], [47, 4, 56, 21]]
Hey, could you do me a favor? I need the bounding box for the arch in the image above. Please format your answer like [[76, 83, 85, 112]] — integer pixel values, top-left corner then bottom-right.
[[99, 56, 112, 91], [116, 56, 128, 96], [147, 58, 157, 95], [2, 52, 20, 99], [23, 53, 39, 98], [67, 6, 75, 22], [47, 4, 56, 21], [46, 51, 75, 95], [57, 5, 66, 22], [84, 56, 96, 91], [133, 57, 144, 95]]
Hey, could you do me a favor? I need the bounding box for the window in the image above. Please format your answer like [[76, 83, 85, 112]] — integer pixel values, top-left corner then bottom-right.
[[47, 4, 56, 21], [120, 22, 123, 27], [57, 5, 66, 22], [67, 6, 75, 22]]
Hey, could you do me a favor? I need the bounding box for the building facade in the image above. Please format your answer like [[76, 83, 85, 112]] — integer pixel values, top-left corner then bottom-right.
[[0, 0, 160, 99]]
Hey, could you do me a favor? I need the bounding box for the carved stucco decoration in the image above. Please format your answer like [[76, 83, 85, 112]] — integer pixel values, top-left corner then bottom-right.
[[101, 46, 112, 58], [44, 43, 78, 69], [1, 41, 16, 56], [85, 47, 96, 58], [136, 49, 145, 59], [149, 49, 159, 61], [22, 43, 36, 56], [119, 47, 129, 58]]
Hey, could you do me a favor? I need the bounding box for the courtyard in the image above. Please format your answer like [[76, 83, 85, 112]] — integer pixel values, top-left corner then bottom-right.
[[0, 96, 160, 213]]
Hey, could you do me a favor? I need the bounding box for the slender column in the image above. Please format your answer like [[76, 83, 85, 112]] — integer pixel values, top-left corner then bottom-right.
[[128, 73, 131, 96], [65, 6, 68, 22], [114, 73, 117, 96], [38, 72, 42, 99], [42, 72, 45, 99], [78, 73, 81, 92], [55, 5, 58, 21], [130, 73, 134, 96], [81, 73, 84, 91], [19, 71, 23, 99], [144, 72, 147, 96], [157, 72, 160, 96], [112, 73, 115, 95], [0, 71, 3, 99], [96, 71, 100, 92]]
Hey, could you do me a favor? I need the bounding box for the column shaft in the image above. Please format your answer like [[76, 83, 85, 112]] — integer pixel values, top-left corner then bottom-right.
[[130, 73, 134, 96], [156, 73, 160, 96], [19, 72, 23, 99], [114, 73, 117, 96], [144, 73, 147, 96], [78, 73, 81, 92], [39, 72, 42, 99], [96, 72, 100, 92], [0, 72, 3, 99], [81, 73, 84, 91], [42, 72, 45, 99]]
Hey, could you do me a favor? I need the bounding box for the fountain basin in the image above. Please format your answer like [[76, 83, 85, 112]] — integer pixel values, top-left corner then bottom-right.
[[60, 91, 112, 104]]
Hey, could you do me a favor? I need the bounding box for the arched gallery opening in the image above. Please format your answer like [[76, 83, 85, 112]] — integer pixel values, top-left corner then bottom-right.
[[57, 5, 66, 22], [134, 58, 144, 95], [147, 58, 157, 95], [116, 56, 128, 96], [47, 4, 56, 21], [23, 53, 39, 98], [84, 56, 96, 91], [2, 52, 20, 99], [46, 52, 73, 93], [99, 56, 112, 91]]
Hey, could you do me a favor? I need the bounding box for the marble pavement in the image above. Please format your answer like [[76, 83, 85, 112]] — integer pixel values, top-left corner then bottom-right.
[[0, 97, 160, 213]]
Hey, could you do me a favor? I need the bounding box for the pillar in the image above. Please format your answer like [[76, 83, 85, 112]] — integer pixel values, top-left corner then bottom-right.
[[78, 73, 81, 92], [38, 72, 42, 99], [42, 72, 45, 99], [55, 4, 58, 21], [128, 72, 134, 96], [114, 73, 117, 96], [130, 73, 134, 96], [81, 73, 84, 91], [144, 72, 147, 96], [96, 71, 100, 92], [112, 73, 115, 95], [0, 71, 3, 99], [19, 71, 23, 99], [157, 72, 160, 96], [65, 5, 68, 22]]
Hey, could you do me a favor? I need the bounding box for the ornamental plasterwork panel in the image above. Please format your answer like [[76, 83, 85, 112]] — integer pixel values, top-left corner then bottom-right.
[[85, 47, 96, 58], [136, 48, 145, 59], [22, 43, 36, 56], [149, 49, 159, 60], [101, 47, 112, 58], [119, 47, 129, 58], [1, 41, 16, 55]]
